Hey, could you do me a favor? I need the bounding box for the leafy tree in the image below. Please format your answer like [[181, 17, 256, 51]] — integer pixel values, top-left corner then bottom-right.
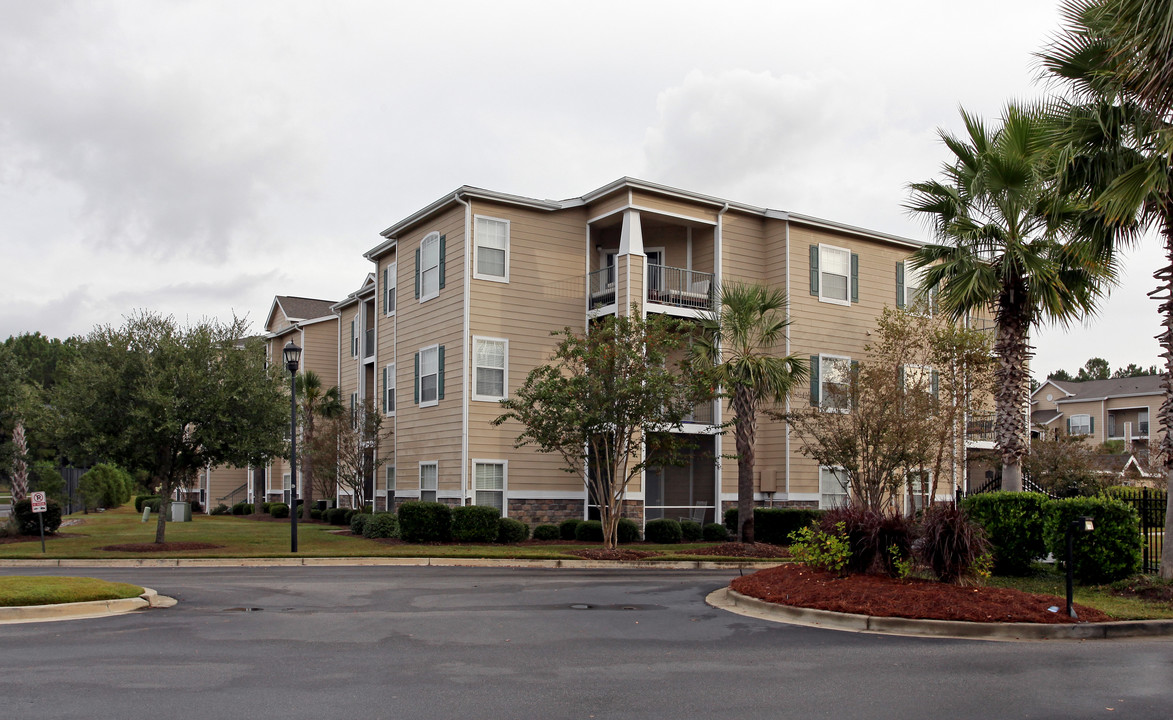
[[78, 463, 133, 512], [1024, 436, 1104, 497], [27, 460, 65, 504], [907, 106, 1114, 493], [1076, 356, 1112, 381], [1040, 0, 1173, 577], [295, 370, 343, 519], [323, 398, 390, 512], [50, 312, 287, 542], [1112, 363, 1160, 378], [494, 311, 699, 549], [1048, 368, 1076, 381], [691, 284, 806, 542]]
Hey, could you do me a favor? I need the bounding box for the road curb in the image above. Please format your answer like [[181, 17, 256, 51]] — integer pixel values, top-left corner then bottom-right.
[[0, 586, 173, 624], [0, 557, 781, 571], [706, 587, 1173, 641]]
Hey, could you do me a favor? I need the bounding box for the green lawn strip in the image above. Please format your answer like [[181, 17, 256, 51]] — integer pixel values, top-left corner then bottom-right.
[[987, 567, 1173, 621], [0, 576, 145, 606]]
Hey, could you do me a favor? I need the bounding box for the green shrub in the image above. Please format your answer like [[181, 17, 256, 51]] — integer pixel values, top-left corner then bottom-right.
[[532, 524, 560, 541], [11, 498, 63, 536], [363, 513, 400, 539], [1043, 496, 1142, 583], [28, 461, 66, 503], [210, 503, 230, 516], [789, 522, 851, 574], [350, 512, 371, 535], [269, 502, 290, 519], [724, 507, 825, 544], [143, 498, 162, 512], [326, 507, 351, 526], [702, 522, 729, 542], [916, 504, 991, 583], [135, 495, 161, 513], [644, 518, 683, 544], [575, 520, 604, 542], [451, 506, 502, 543], [559, 518, 583, 540], [309, 508, 322, 521], [819, 506, 913, 577], [497, 517, 530, 544], [617, 518, 640, 543], [679, 520, 703, 542], [960, 491, 1048, 575], [261, 502, 272, 514], [79, 464, 133, 510], [398, 501, 453, 543], [231, 502, 253, 516]]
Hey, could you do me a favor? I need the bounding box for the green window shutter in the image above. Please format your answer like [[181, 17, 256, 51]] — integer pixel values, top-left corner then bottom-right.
[[438, 345, 445, 399], [383, 268, 389, 313], [931, 370, 939, 398], [382, 366, 388, 412], [414, 248, 421, 299], [850, 253, 859, 303], [896, 261, 905, 308], [438, 235, 446, 289], [1089, 416, 1095, 434], [809, 355, 820, 406], [414, 352, 420, 404], [1066, 417, 1071, 434], [809, 246, 819, 296]]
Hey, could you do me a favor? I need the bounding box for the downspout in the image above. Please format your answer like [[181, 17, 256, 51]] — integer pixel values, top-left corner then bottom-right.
[[454, 191, 472, 507], [715, 203, 729, 514], [783, 216, 791, 497]]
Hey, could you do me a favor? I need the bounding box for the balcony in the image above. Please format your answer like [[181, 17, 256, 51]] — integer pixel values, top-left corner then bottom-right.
[[588, 267, 614, 310], [967, 412, 995, 443], [683, 399, 716, 426], [587, 265, 716, 312]]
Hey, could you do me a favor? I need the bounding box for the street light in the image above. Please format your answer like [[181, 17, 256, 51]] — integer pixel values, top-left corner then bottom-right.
[[1065, 515, 1095, 619], [284, 340, 302, 554]]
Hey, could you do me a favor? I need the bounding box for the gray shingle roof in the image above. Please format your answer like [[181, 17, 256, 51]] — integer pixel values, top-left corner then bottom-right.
[[1051, 375, 1164, 403], [275, 296, 336, 322]]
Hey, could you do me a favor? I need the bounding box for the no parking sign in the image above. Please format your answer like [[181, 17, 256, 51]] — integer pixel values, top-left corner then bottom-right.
[[31, 491, 47, 513]]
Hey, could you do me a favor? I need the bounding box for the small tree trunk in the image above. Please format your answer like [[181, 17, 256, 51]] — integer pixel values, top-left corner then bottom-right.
[[993, 296, 1030, 492], [155, 482, 170, 544], [252, 467, 265, 516], [733, 386, 757, 544]]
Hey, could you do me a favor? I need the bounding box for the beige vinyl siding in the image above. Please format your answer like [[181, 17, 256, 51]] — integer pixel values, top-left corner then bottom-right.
[[690, 225, 717, 275], [467, 203, 589, 496], [394, 206, 466, 499], [301, 321, 338, 385], [206, 465, 249, 506], [586, 192, 629, 222], [1058, 400, 1103, 442], [630, 189, 720, 224], [337, 301, 361, 412], [719, 211, 768, 285]]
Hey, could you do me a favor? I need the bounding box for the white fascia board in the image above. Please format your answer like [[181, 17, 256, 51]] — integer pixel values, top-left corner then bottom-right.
[[787, 213, 924, 249], [1056, 391, 1162, 403]]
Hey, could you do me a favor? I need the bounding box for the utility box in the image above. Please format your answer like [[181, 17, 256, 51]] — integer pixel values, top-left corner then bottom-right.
[[170, 501, 192, 522]]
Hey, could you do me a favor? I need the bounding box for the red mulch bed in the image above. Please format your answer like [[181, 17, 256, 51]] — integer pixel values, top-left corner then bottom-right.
[[570, 548, 661, 561], [100, 542, 224, 552], [732, 564, 1112, 624], [687, 542, 790, 559]]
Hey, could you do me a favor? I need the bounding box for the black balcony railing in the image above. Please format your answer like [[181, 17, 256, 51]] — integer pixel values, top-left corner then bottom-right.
[[647, 265, 715, 311], [967, 412, 996, 442]]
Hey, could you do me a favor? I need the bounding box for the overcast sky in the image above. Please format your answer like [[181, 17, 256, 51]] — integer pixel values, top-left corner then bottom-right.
[[0, 0, 1162, 380]]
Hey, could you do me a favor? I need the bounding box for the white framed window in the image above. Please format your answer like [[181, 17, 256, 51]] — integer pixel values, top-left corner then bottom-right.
[[473, 460, 506, 515], [419, 462, 437, 503], [420, 232, 441, 302], [418, 345, 439, 407], [818, 244, 851, 305], [474, 216, 509, 282], [904, 263, 929, 309], [819, 466, 849, 509], [907, 471, 931, 514], [1139, 409, 1150, 435], [902, 364, 937, 396], [473, 337, 507, 401], [817, 354, 852, 412], [385, 465, 396, 498], [350, 317, 358, 357], [383, 363, 396, 415], [282, 473, 292, 505], [384, 261, 397, 315], [1069, 414, 1092, 436]]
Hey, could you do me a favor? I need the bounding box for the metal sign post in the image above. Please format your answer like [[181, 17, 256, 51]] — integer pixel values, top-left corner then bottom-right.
[[31, 491, 47, 554]]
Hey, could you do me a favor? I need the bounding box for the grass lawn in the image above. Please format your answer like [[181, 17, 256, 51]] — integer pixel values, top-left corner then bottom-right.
[[987, 566, 1173, 620], [0, 504, 755, 562], [0, 576, 144, 606]]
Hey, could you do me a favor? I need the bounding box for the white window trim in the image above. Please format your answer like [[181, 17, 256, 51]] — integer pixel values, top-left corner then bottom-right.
[[819, 353, 852, 413], [472, 459, 507, 517], [819, 466, 849, 510], [419, 461, 438, 503], [385, 261, 397, 316], [420, 232, 441, 303], [473, 215, 510, 283], [385, 465, 396, 496], [902, 363, 933, 393], [384, 362, 396, 416], [818, 243, 851, 307], [1070, 413, 1092, 436], [472, 336, 508, 402], [419, 344, 440, 408]]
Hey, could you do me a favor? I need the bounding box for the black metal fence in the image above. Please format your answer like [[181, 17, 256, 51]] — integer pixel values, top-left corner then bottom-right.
[[1110, 488, 1167, 575]]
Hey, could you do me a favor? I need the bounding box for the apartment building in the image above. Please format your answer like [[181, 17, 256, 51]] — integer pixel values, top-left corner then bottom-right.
[[344, 177, 979, 526], [1031, 375, 1163, 450]]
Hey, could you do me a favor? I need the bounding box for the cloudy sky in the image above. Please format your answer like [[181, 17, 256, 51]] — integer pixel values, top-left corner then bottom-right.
[[0, 0, 1163, 380]]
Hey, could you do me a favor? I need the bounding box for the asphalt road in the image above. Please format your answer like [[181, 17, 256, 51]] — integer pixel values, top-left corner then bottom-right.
[[1, 566, 1171, 720]]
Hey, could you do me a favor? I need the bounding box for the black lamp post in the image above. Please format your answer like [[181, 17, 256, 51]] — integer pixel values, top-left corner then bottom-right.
[[1065, 515, 1095, 618], [284, 340, 302, 554]]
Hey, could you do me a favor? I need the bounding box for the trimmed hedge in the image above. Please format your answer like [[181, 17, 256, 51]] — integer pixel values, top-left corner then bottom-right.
[[350, 512, 371, 536], [1043, 497, 1141, 583], [11, 498, 63, 535], [362, 513, 400, 539], [210, 503, 230, 516], [398, 501, 453, 543], [532, 524, 560, 541], [559, 518, 582, 540], [452, 506, 502, 543], [575, 520, 604, 542], [644, 518, 683, 544], [617, 517, 640, 543], [702, 522, 729, 542], [135, 495, 161, 513], [960, 492, 1048, 575], [680, 520, 703, 542], [326, 507, 354, 526], [269, 502, 290, 519], [724, 507, 824, 545], [261, 502, 271, 514], [497, 517, 530, 544], [309, 508, 322, 521], [231, 502, 253, 516]]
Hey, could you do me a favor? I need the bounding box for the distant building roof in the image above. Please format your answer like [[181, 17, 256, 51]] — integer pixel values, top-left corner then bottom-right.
[[1047, 375, 1164, 403], [1031, 408, 1062, 426], [275, 296, 336, 321]]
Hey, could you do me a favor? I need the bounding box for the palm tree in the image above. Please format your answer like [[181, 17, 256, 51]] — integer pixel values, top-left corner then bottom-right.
[[692, 283, 806, 543], [1039, 0, 1173, 578], [907, 106, 1115, 492], [295, 370, 343, 520]]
